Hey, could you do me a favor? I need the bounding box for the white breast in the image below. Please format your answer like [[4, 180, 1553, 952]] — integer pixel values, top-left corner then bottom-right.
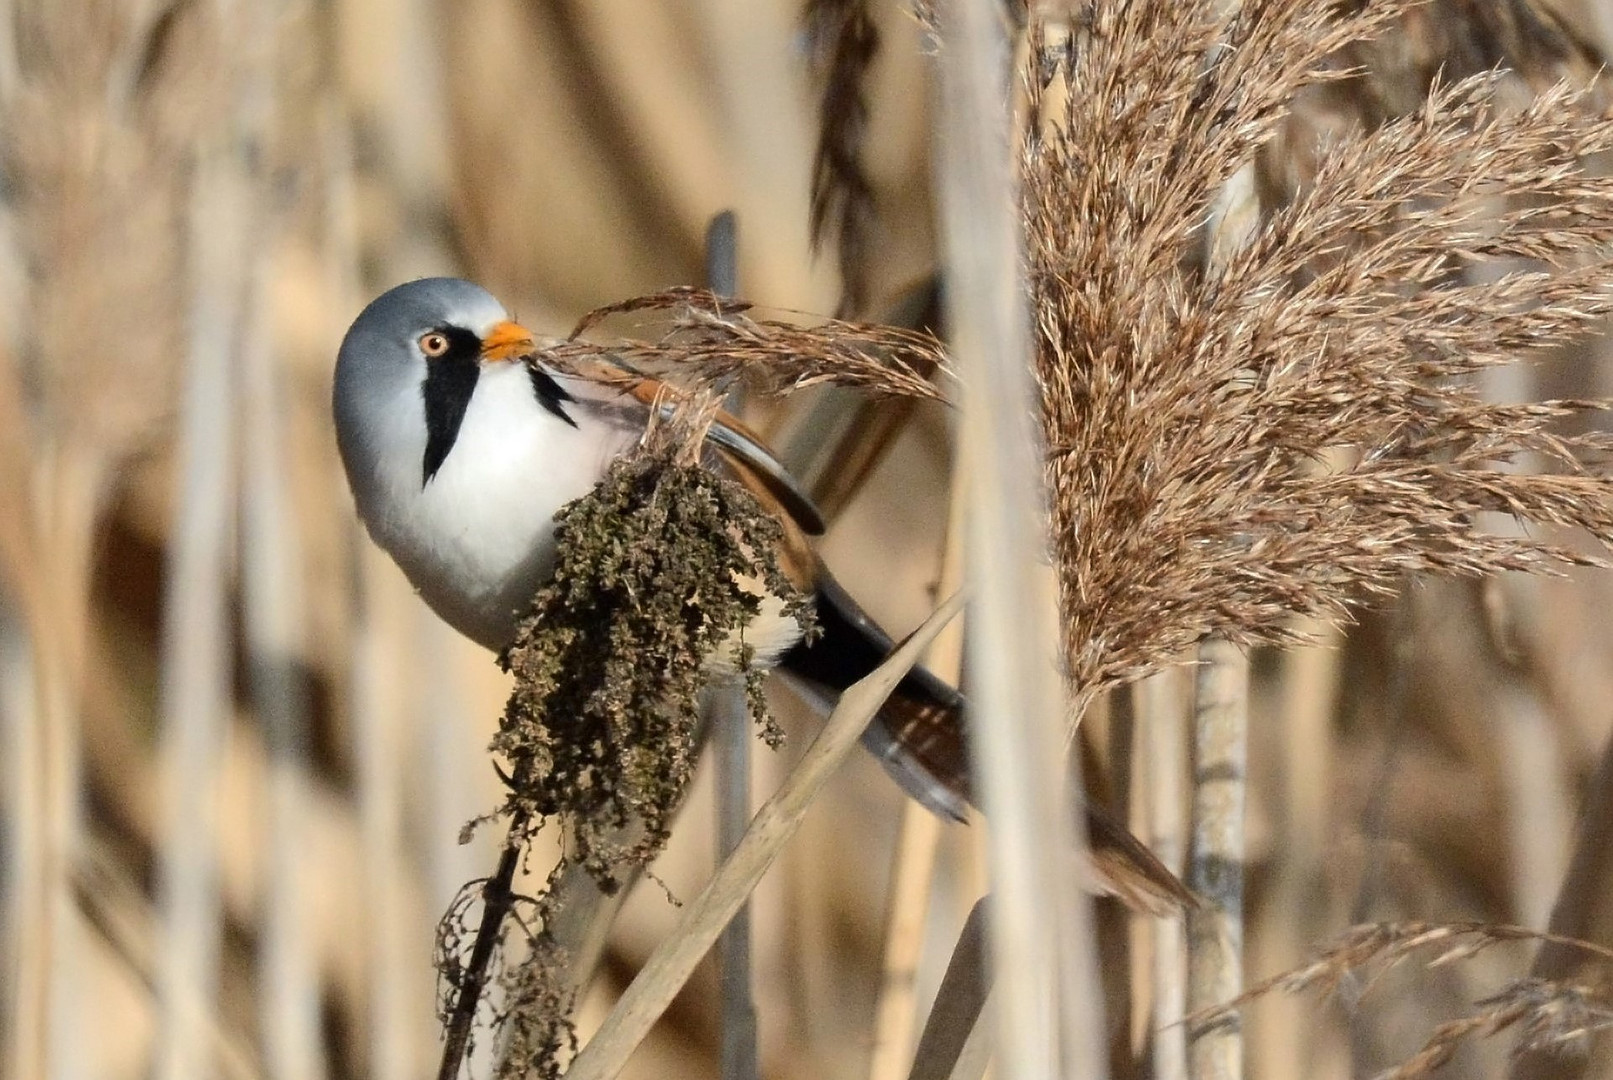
[[365, 364, 638, 650]]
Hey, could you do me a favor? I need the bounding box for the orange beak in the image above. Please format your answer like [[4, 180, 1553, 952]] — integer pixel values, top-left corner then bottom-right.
[[480, 320, 537, 361]]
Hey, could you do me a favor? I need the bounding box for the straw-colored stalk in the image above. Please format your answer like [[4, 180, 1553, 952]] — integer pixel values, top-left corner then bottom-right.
[[78, 836, 259, 1080], [1, 1, 209, 1069], [1476, 351, 1573, 931], [1140, 668, 1190, 1080], [350, 534, 416, 1080], [907, 900, 992, 1080], [16, 447, 105, 1080], [239, 240, 322, 1079], [868, 452, 966, 1080], [1186, 638, 1250, 1080], [154, 151, 246, 1080], [934, 0, 1107, 1076], [562, 590, 965, 1080], [1255, 618, 1344, 1080]]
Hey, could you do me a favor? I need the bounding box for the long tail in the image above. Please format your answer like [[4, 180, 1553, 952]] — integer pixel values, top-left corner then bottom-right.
[[779, 573, 1195, 914]]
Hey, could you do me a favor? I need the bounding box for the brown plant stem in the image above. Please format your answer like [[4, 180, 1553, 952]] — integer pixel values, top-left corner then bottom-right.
[[437, 819, 525, 1080]]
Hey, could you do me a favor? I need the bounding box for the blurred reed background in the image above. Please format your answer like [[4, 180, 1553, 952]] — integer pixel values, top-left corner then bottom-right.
[[4, 1, 1613, 1079]]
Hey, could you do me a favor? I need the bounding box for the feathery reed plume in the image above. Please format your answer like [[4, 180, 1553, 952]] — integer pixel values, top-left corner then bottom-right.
[[1023, 1, 1613, 701], [1337, 0, 1602, 107], [804, 0, 880, 315]]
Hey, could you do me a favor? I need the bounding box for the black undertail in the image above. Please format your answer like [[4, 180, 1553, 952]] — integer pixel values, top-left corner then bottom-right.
[[778, 573, 971, 820]]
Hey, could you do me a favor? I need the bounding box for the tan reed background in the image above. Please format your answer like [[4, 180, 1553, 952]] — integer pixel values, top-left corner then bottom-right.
[[4, 1, 1613, 1078]]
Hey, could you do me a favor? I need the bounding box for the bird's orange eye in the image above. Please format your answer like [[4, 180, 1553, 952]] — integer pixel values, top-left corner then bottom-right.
[[419, 332, 450, 358]]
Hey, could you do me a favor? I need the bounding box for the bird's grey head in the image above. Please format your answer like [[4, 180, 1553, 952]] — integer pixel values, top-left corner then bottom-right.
[[333, 277, 538, 495]]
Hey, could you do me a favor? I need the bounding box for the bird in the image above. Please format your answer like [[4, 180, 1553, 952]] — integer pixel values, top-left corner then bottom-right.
[[333, 277, 1190, 912]]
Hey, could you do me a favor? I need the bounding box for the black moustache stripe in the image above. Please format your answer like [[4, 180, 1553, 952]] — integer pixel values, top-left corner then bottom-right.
[[420, 328, 580, 486], [529, 366, 577, 428], [420, 326, 484, 486]]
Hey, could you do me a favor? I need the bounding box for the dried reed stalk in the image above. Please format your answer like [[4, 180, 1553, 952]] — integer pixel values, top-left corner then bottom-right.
[[935, 0, 1107, 1076], [563, 590, 965, 1080], [1512, 717, 1613, 1079], [1257, 616, 1343, 1080], [77, 836, 259, 1080], [869, 441, 966, 1080], [1186, 638, 1249, 1080], [908, 900, 992, 1080], [869, 799, 946, 1080], [1184, 49, 1261, 1075], [712, 687, 759, 1080], [1139, 668, 1190, 1080], [702, 209, 760, 1080], [350, 536, 417, 1080], [239, 246, 321, 1080], [155, 153, 247, 1080]]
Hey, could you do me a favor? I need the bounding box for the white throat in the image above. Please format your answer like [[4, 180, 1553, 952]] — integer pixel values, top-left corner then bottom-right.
[[362, 363, 638, 650]]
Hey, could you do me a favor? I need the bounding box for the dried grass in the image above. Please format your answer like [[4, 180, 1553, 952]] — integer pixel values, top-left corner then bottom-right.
[[1384, 977, 1613, 1079]]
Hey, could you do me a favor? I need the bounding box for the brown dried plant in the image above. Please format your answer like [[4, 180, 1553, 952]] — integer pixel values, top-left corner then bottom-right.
[[1024, 0, 1613, 701]]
